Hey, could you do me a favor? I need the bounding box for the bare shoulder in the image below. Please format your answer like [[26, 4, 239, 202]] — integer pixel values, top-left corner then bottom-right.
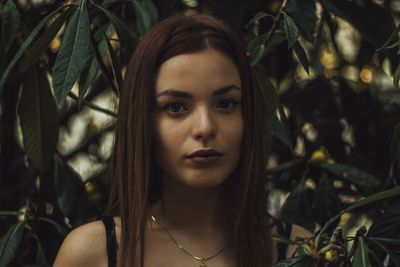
[[53, 220, 108, 267]]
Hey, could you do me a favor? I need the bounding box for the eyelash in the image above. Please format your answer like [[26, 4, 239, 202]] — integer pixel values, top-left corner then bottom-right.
[[161, 99, 240, 115]]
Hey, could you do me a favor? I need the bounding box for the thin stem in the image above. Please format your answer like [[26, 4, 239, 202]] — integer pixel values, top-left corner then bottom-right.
[[264, 0, 289, 46], [68, 91, 117, 117]]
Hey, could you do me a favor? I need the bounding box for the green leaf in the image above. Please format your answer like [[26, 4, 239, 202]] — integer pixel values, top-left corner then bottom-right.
[[317, 186, 400, 241], [250, 44, 266, 66], [130, 0, 157, 36], [52, 0, 90, 108], [369, 237, 400, 245], [99, 25, 122, 90], [0, 4, 70, 93], [377, 23, 400, 52], [245, 12, 273, 28], [270, 255, 315, 267], [282, 12, 299, 48], [281, 181, 315, 232], [367, 238, 400, 267], [78, 50, 99, 105], [94, 3, 137, 57], [320, 0, 395, 49], [54, 155, 97, 227], [141, 0, 159, 25], [0, 222, 25, 267], [38, 217, 69, 237], [394, 63, 400, 89], [2, 0, 20, 52], [286, 0, 316, 42], [293, 41, 309, 75], [19, 6, 74, 73], [391, 123, 400, 164], [313, 173, 340, 225], [352, 238, 370, 267], [35, 239, 50, 267], [18, 66, 59, 173], [320, 163, 380, 187]]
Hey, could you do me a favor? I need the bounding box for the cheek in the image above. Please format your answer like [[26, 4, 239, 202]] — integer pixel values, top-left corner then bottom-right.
[[153, 117, 187, 158]]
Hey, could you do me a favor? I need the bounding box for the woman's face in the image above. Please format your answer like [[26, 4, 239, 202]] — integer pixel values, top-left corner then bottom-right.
[[153, 48, 243, 188]]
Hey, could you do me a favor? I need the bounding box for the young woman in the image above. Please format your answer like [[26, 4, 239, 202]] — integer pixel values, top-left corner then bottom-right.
[[54, 12, 273, 267]]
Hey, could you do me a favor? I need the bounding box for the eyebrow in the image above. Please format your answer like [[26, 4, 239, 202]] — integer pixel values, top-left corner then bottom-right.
[[156, 85, 241, 98]]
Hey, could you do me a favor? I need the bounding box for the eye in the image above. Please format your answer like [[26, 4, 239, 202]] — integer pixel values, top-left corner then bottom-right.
[[162, 103, 188, 115], [215, 99, 240, 111]]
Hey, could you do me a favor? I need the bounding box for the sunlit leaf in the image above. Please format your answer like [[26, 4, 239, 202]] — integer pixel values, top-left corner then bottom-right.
[[282, 12, 299, 48], [18, 66, 59, 173], [320, 163, 380, 187], [0, 222, 25, 267], [2, 0, 20, 52], [352, 238, 370, 267], [52, 0, 90, 107]]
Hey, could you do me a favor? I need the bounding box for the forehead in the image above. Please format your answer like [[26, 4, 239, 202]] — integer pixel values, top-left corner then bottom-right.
[[155, 48, 241, 95]]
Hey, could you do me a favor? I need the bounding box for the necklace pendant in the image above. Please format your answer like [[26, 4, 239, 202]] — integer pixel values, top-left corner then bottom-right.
[[199, 258, 207, 267]]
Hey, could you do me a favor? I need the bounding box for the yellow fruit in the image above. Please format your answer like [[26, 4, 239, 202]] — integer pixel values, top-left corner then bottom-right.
[[311, 149, 327, 162], [324, 250, 335, 262], [50, 38, 61, 53]]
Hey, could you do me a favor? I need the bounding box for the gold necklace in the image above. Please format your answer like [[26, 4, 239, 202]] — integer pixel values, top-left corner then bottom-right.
[[150, 215, 228, 267]]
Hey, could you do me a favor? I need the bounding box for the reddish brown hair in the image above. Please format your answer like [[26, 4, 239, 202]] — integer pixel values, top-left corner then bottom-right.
[[108, 13, 272, 267]]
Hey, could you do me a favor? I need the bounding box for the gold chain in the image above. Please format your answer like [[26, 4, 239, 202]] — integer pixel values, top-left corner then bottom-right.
[[150, 215, 228, 267]]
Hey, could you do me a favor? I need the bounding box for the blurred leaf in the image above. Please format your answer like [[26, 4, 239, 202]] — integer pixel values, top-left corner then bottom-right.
[[19, 6, 74, 73], [367, 238, 400, 267], [352, 238, 370, 267], [247, 33, 268, 55], [35, 239, 49, 267], [99, 25, 122, 90], [391, 123, 400, 164], [281, 181, 315, 231], [293, 41, 309, 74], [38, 217, 69, 237], [286, 0, 316, 42], [245, 12, 273, 28], [282, 12, 298, 48], [318, 186, 400, 239], [0, 4, 71, 93], [270, 255, 315, 266], [2, 0, 20, 52], [54, 155, 97, 227], [394, 63, 400, 89], [254, 66, 294, 155], [313, 173, 340, 225], [18, 66, 59, 173], [94, 3, 137, 57], [0, 221, 25, 267], [130, 0, 157, 36], [320, 163, 380, 187], [320, 0, 395, 49], [369, 237, 400, 245], [78, 50, 99, 105], [377, 23, 400, 52], [250, 44, 266, 66], [52, 0, 90, 108]]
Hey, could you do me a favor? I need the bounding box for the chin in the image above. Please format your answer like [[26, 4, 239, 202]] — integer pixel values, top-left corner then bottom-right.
[[178, 172, 231, 188]]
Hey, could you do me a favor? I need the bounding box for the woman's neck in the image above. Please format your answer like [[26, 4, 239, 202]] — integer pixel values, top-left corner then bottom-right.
[[150, 176, 234, 239]]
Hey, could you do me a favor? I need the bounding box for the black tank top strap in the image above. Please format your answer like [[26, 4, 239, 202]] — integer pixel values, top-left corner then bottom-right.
[[100, 216, 118, 267]]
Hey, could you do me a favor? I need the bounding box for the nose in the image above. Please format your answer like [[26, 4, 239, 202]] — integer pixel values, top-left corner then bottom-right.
[[192, 106, 217, 143]]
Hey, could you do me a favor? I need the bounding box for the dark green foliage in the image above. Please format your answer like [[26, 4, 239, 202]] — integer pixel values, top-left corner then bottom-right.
[[1, 0, 400, 266]]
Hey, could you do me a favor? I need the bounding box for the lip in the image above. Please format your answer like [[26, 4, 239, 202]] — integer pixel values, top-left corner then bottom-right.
[[187, 149, 224, 164]]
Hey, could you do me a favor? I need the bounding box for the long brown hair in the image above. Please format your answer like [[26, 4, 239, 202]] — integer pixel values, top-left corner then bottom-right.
[[108, 13, 272, 267]]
